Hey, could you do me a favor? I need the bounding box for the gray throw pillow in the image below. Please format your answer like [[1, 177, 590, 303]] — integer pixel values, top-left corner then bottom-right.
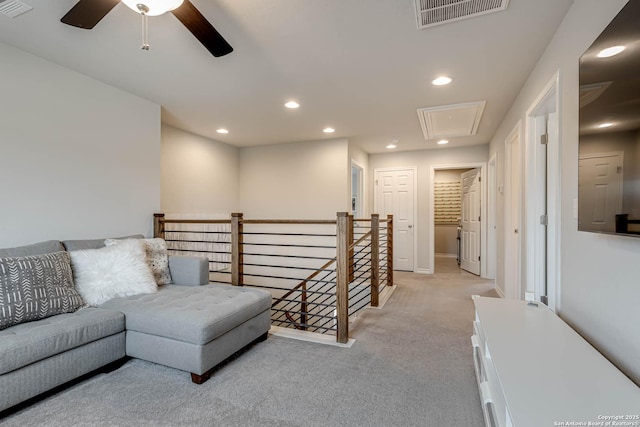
[[0, 251, 85, 330]]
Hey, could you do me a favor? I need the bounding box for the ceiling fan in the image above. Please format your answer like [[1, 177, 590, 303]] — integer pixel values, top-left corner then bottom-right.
[[60, 0, 233, 57]]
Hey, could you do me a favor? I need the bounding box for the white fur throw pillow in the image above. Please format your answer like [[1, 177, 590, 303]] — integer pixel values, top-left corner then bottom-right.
[[105, 238, 172, 285], [69, 239, 157, 306]]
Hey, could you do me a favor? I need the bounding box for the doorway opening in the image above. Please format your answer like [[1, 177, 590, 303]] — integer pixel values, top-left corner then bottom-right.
[[433, 168, 473, 273], [524, 72, 561, 311], [430, 163, 487, 276], [351, 161, 364, 218]]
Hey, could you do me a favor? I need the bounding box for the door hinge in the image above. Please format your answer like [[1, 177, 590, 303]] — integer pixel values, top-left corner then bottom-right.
[[478, 176, 481, 182], [540, 214, 548, 226], [617, 166, 623, 174], [540, 133, 549, 145], [478, 216, 481, 221], [478, 256, 481, 261]]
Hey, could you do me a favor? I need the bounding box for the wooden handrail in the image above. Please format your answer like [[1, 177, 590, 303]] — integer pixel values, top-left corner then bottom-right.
[[242, 219, 336, 225], [158, 219, 231, 224], [155, 217, 385, 225]]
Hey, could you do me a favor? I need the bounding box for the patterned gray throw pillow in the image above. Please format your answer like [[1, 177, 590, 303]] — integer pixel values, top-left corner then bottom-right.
[[0, 251, 85, 330]]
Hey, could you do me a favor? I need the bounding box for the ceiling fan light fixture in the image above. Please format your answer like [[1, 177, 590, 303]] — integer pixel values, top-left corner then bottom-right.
[[122, 0, 184, 16]]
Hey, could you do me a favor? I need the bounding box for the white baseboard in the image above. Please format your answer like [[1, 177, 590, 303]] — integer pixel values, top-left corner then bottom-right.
[[414, 268, 433, 275], [494, 286, 505, 298], [269, 326, 355, 348]]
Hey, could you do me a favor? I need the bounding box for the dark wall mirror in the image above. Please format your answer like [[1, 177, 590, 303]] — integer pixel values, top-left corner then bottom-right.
[[579, 0, 640, 236]]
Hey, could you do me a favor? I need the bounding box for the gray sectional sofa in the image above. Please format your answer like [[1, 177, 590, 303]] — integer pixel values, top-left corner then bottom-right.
[[0, 238, 272, 412]]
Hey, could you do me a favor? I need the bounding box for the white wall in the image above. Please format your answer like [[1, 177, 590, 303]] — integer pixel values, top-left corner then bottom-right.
[[488, 0, 640, 384], [161, 125, 239, 217], [239, 138, 350, 219], [369, 145, 488, 272], [0, 42, 160, 248]]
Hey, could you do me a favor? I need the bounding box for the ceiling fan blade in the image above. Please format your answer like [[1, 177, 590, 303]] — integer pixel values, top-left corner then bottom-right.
[[172, 0, 233, 57], [61, 0, 120, 29]]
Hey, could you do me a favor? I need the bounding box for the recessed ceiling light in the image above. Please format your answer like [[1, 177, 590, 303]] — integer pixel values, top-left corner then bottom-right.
[[432, 76, 452, 86], [598, 122, 614, 128], [323, 127, 335, 133], [386, 144, 397, 149], [437, 139, 449, 145], [597, 46, 625, 58], [216, 128, 229, 134], [284, 101, 300, 109]]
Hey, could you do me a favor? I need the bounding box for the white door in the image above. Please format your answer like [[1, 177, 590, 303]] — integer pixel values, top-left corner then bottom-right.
[[578, 152, 623, 233], [460, 168, 481, 275], [505, 127, 522, 299], [375, 168, 415, 271]]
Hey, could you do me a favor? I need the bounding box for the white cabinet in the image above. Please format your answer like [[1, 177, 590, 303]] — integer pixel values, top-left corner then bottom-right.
[[472, 296, 640, 427]]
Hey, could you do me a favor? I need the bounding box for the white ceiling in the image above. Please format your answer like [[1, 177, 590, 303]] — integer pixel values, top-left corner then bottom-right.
[[0, 0, 574, 153]]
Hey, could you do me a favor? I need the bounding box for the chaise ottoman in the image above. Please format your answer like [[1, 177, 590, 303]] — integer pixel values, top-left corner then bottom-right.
[[101, 283, 271, 383]]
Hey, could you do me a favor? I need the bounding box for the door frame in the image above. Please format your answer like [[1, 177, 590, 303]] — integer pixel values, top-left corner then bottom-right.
[[429, 162, 487, 277], [524, 71, 561, 312], [373, 166, 418, 273]]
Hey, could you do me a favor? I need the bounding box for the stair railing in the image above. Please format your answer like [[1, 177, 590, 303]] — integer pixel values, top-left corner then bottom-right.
[[154, 212, 393, 343]]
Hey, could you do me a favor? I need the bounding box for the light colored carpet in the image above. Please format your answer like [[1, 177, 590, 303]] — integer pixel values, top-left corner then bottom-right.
[[1, 258, 497, 427]]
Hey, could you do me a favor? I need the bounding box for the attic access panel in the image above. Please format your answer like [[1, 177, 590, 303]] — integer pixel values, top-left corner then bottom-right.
[[414, 0, 509, 29], [417, 101, 486, 140]]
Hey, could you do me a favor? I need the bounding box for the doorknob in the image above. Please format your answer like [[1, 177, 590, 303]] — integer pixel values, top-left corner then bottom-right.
[[514, 229, 519, 234]]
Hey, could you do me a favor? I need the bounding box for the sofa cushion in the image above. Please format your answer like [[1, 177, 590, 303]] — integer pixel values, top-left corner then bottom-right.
[[62, 235, 145, 252], [100, 285, 271, 345], [0, 307, 124, 374], [0, 241, 64, 258], [0, 252, 86, 331], [69, 240, 157, 306]]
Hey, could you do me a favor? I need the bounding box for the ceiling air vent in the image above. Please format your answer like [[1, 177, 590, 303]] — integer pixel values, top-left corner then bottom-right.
[[414, 0, 509, 29], [0, 0, 31, 18], [417, 101, 486, 140]]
